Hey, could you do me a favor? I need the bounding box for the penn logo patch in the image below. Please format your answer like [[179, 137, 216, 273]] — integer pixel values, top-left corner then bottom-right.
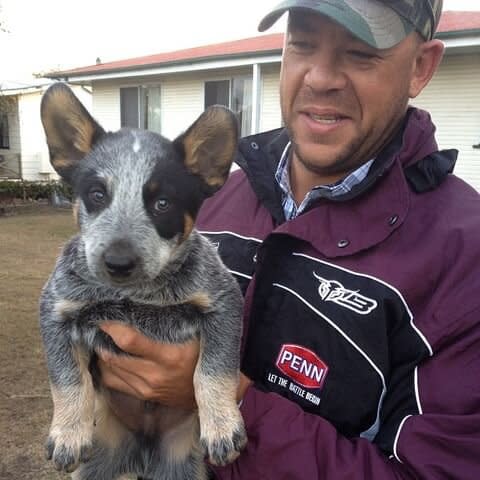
[[276, 344, 328, 389]]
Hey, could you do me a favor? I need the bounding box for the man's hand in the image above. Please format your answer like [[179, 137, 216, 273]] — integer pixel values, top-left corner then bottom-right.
[[97, 322, 253, 410], [97, 322, 200, 409]]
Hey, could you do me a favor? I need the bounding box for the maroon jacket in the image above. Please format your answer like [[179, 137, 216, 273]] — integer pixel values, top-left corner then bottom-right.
[[197, 108, 480, 479]]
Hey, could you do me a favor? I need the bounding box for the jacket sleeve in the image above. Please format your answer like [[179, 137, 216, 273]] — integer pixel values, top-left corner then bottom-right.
[[211, 307, 480, 480]]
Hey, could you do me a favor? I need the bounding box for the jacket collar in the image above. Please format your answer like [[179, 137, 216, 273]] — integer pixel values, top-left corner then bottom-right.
[[236, 108, 458, 257], [237, 108, 454, 220]]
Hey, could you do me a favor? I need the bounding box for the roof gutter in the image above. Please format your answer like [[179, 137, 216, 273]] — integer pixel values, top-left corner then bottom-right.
[[440, 30, 480, 52], [46, 50, 283, 82], [436, 28, 480, 39], [46, 29, 480, 83]]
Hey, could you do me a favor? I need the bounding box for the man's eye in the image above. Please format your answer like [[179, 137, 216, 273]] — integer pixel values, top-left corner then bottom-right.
[[347, 50, 376, 60], [289, 40, 314, 51], [153, 198, 170, 214]]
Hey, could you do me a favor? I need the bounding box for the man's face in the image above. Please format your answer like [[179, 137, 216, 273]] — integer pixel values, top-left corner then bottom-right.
[[280, 11, 422, 184]]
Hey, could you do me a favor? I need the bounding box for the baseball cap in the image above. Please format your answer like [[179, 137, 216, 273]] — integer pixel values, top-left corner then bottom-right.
[[258, 0, 443, 49]]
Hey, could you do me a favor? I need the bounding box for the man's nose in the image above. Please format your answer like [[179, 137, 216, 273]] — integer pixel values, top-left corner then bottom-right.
[[304, 52, 348, 93]]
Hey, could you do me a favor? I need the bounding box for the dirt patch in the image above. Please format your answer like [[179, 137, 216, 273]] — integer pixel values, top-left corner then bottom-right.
[[0, 205, 76, 480]]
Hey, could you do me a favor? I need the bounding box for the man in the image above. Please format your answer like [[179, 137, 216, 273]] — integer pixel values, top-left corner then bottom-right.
[[98, 0, 480, 478]]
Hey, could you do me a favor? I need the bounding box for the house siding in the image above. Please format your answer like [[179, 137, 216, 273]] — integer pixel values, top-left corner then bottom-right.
[[413, 53, 480, 191], [92, 82, 121, 132], [18, 91, 51, 180], [88, 53, 480, 191], [160, 76, 204, 140], [260, 66, 282, 132], [91, 66, 281, 141]]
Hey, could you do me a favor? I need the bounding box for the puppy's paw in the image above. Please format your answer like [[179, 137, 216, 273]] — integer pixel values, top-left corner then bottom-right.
[[200, 416, 247, 466], [46, 427, 93, 473]]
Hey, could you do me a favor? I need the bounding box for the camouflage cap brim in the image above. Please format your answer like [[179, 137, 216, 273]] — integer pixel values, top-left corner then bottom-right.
[[258, 0, 435, 50]]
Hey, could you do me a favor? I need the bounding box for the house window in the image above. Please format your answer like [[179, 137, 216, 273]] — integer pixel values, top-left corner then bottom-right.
[[204, 77, 252, 136], [0, 114, 9, 149], [120, 86, 161, 133]]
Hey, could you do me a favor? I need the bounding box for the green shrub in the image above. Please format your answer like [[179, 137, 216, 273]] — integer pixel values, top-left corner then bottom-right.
[[0, 180, 73, 201]]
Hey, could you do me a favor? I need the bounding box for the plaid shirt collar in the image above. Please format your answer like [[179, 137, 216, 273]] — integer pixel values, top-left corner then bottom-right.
[[275, 142, 375, 220]]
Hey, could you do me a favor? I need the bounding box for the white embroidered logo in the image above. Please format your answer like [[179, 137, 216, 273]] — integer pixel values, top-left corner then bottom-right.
[[313, 272, 378, 315]]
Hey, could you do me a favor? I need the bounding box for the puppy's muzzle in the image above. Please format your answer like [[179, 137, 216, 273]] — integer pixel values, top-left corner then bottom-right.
[[103, 241, 140, 282]]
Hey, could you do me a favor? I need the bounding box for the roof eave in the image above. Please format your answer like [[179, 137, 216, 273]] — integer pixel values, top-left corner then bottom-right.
[[45, 28, 480, 82], [45, 49, 283, 81], [437, 28, 480, 39]]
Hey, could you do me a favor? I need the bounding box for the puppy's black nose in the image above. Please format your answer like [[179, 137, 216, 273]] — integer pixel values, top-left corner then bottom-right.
[[103, 242, 138, 279]]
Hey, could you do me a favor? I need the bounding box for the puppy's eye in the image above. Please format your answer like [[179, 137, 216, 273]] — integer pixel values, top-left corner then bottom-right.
[[153, 198, 170, 214], [88, 187, 106, 205]]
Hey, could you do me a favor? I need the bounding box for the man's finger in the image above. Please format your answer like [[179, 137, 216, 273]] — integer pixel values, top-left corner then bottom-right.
[[100, 322, 159, 357], [97, 349, 159, 379], [97, 356, 157, 399], [97, 359, 141, 398], [100, 322, 200, 365]]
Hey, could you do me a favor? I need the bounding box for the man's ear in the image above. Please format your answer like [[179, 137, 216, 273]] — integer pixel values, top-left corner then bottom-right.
[[174, 106, 238, 195], [41, 82, 105, 183], [409, 39, 445, 99]]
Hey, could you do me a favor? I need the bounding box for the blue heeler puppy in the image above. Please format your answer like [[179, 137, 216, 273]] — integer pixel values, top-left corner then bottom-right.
[[39, 83, 247, 480]]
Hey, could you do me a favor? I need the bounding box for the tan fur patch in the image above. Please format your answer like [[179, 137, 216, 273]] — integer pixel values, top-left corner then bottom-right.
[[162, 412, 200, 463], [72, 199, 80, 227], [54, 299, 85, 318], [146, 181, 159, 194], [183, 137, 204, 173], [50, 87, 94, 155], [183, 214, 195, 241], [181, 107, 237, 187], [204, 175, 227, 187], [72, 121, 95, 155], [92, 391, 130, 451], [193, 368, 246, 465], [41, 85, 101, 179], [186, 291, 212, 311], [51, 157, 74, 172], [49, 346, 95, 461]]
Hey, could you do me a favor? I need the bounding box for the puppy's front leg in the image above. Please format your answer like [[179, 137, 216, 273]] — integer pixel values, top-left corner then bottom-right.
[[193, 293, 247, 466], [40, 297, 95, 473]]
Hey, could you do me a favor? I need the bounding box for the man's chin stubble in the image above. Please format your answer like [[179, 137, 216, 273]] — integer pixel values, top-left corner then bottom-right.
[[290, 137, 366, 181]]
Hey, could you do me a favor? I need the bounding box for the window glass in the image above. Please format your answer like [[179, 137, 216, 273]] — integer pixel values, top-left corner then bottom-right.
[[0, 114, 9, 149], [146, 86, 161, 133], [204, 78, 252, 136], [232, 77, 252, 137], [120, 87, 139, 128], [205, 80, 230, 109]]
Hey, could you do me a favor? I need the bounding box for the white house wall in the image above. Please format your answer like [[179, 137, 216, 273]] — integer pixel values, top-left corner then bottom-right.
[[89, 55, 479, 190], [91, 66, 283, 142], [413, 53, 480, 191], [260, 66, 282, 132], [18, 91, 51, 180], [92, 83, 121, 132], [160, 76, 204, 140]]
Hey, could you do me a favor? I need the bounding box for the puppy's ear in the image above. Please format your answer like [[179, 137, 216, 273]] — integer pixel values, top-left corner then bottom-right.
[[174, 106, 238, 195], [41, 83, 105, 183]]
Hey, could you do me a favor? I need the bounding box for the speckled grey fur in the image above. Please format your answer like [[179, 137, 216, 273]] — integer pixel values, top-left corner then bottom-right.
[[39, 83, 246, 480]]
